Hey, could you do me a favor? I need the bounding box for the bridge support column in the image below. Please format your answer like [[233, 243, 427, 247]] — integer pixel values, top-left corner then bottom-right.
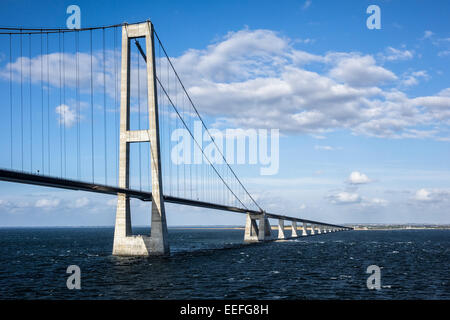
[[113, 21, 169, 256], [244, 213, 272, 242], [278, 219, 285, 239], [291, 221, 298, 237], [244, 213, 259, 242], [316, 225, 322, 234], [310, 224, 315, 235], [258, 214, 272, 241], [302, 222, 308, 236]]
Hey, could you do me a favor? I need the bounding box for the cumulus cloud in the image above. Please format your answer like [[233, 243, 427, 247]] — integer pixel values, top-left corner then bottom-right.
[[348, 171, 371, 184], [414, 188, 450, 202], [55, 104, 79, 128], [384, 47, 414, 61], [166, 29, 450, 140], [329, 55, 397, 87], [2, 28, 450, 141], [0, 198, 33, 213], [401, 70, 429, 87], [35, 198, 61, 209], [421, 30, 434, 40], [0, 51, 119, 96], [328, 191, 361, 204]]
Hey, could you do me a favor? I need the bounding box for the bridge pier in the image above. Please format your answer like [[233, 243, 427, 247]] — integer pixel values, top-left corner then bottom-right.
[[316, 225, 322, 234], [244, 213, 259, 242], [302, 222, 308, 236], [258, 214, 272, 241], [244, 213, 272, 242], [113, 21, 169, 256], [291, 221, 298, 237], [278, 219, 286, 239]]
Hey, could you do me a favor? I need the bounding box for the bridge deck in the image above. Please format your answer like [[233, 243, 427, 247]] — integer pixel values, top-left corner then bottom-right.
[[0, 169, 349, 229]]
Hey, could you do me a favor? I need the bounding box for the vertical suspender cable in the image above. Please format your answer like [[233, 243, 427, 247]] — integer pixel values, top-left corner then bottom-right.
[[9, 34, 13, 169], [58, 31, 62, 178], [90, 30, 94, 183], [40, 32, 44, 174], [29, 34, 33, 173], [160, 50, 165, 193], [62, 32, 66, 178], [20, 30, 24, 172], [103, 28, 107, 185], [46, 33, 50, 174], [137, 42, 142, 191], [76, 31, 80, 180], [46, 33, 50, 175], [114, 27, 118, 186]]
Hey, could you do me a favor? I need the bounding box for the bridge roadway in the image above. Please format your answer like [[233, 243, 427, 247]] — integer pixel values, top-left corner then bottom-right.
[[0, 169, 351, 230]]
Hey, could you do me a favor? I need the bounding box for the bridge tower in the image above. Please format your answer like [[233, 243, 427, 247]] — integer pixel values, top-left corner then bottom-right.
[[113, 22, 169, 256]]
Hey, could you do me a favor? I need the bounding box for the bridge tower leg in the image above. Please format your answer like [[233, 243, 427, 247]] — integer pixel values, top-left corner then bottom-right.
[[113, 21, 169, 256]]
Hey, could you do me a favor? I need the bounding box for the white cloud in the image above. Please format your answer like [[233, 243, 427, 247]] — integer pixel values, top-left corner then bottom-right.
[[329, 55, 397, 87], [169, 28, 450, 139], [35, 198, 61, 209], [315, 145, 338, 151], [369, 198, 388, 206], [0, 51, 120, 97], [73, 197, 90, 208], [328, 191, 361, 204], [384, 47, 414, 61], [401, 70, 429, 87], [302, 0, 312, 10], [438, 50, 450, 57], [55, 104, 79, 128], [2, 28, 450, 141], [422, 30, 434, 40], [414, 188, 450, 202], [348, 171, 371, 184]]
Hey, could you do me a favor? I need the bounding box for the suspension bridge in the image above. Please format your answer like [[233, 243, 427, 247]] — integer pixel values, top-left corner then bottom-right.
[[0, 21, 351, 256]]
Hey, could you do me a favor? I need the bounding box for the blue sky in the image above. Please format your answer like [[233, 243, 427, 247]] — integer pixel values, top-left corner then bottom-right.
[[0, 0, 449, 226]]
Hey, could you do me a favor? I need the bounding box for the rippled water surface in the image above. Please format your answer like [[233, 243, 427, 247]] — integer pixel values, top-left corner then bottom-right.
[[0, 228, 448, 299]]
